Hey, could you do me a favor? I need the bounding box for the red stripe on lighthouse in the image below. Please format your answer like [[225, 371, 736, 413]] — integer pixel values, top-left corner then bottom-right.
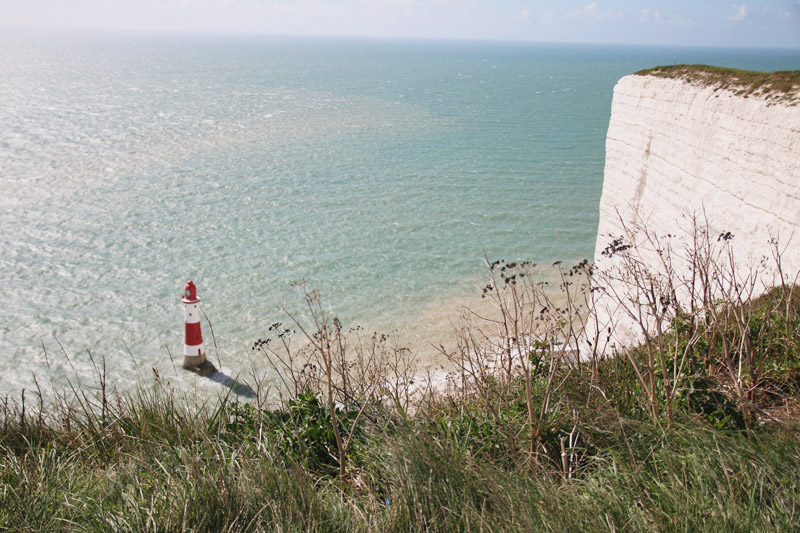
[[185, 321, 203, 346]]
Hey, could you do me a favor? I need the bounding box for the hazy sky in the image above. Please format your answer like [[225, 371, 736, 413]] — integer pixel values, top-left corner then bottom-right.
[[2, 0, 799, 48]]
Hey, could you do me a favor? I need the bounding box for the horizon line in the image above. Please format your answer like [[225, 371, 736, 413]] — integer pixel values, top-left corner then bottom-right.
[[3, 25, 800, 52]]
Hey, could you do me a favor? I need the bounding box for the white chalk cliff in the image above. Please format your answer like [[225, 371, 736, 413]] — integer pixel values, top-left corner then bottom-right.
[[589, 68, 800, 353]]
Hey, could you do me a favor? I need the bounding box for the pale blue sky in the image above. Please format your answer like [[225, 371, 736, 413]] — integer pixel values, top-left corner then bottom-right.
[[2, 0, 799, 48]]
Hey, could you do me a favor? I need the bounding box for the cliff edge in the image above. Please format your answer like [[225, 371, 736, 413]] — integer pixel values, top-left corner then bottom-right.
[[590, 65, 800, 353]]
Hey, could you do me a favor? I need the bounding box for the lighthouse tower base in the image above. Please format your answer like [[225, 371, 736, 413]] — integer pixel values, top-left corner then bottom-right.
[[182, 355, 217, 376]]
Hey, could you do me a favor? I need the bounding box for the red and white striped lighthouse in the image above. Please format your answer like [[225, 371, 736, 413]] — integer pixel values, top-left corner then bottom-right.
[[182, 280, 215, 375]]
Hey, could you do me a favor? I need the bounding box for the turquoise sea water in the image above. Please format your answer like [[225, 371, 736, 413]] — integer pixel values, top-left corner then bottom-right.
[[2, 30, 799, 397]]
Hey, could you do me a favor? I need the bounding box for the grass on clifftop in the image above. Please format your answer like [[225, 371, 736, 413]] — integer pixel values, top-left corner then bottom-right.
[[636, 64, 800, 102]]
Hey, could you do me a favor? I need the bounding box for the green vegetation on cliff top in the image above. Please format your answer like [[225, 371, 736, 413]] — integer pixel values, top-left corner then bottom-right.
[[636, 64, 800, 100]]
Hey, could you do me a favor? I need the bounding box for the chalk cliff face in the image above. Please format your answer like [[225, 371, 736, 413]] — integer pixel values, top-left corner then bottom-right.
[[590, 70, 800, 353]]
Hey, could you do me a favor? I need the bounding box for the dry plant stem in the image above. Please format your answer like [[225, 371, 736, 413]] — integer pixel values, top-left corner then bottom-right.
[[584, 272, 610, 381], [277, 284, 419, 478], [598, 215, 691, 421], [285, 287, 347, 478], [449, 319, 522, 465], [601, 234, 660, 421], [488, 255, 538, 462], [444, 256, 590, 466], [255, 281, 424, 474], [200, 308, 222, 368], [710, 249, 754, 428], [597, 210, 795, 428], [483, 257, 519, 418], [647, 229, 681, 420]]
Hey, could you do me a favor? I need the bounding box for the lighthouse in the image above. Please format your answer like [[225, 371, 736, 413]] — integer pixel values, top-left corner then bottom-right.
[[182, 280, 216, 375]]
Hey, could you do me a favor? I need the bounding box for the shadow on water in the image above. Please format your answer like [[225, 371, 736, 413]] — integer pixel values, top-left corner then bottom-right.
[[204, 369, 256, 399]]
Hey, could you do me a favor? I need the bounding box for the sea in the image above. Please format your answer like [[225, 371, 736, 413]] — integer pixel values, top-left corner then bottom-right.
[[1, 29, 798, 399]]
